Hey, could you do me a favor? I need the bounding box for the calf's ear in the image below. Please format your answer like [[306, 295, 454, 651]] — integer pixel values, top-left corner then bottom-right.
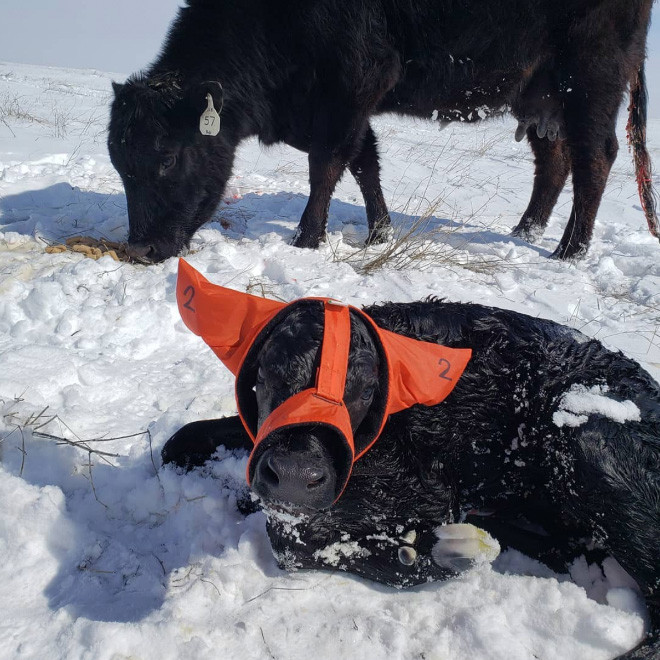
[[111, 81, 124, 96]]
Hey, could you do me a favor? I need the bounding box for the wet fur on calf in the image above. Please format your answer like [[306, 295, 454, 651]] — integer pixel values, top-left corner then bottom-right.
[[163, 298, 660, 659]]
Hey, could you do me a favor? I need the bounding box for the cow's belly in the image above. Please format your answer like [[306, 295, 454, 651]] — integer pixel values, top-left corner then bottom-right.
[[379, 61, 526, 123]]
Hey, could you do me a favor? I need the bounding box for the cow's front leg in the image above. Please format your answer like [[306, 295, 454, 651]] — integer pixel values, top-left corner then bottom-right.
[[549, 43, 625, 259], [292, 149, 347, 249], [348, 123, 392, 245], [292, 45, 400, 250], [293, 124, 390, 249], [267, 515, 450, 586]]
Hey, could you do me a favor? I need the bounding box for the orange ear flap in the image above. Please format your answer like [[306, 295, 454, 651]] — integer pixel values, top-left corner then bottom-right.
[[379, 328, 472, 415], [177, 259, 286, 374]]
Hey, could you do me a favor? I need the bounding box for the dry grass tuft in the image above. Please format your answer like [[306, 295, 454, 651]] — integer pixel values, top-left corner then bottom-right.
[[1, 397, 149, 506], [333, 192, 507, 276], [246, 278, 288, 301], [0, 93, 71, 138]]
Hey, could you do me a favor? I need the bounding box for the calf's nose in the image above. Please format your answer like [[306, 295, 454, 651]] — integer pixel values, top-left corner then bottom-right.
[[252, 448, 335, 509]]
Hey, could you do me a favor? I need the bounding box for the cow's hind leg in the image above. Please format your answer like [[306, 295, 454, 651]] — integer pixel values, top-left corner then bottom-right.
[[552, 126, 619, 260], [466, 509, 587, 574], [348, 123, 392, 245], [512, 133, 571, 243], [550, 54, 625, 259]]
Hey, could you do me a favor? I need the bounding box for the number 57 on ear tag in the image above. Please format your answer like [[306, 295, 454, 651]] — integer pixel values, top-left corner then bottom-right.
[[199, 93, 221, 136]]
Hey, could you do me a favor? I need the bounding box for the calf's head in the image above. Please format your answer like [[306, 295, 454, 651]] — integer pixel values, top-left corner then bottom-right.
[[176, 261, 472, 512], [245, 304, 382, 510], [108, 75, 236, 263]]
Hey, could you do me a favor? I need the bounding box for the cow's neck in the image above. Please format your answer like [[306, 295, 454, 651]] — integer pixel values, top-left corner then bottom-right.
[[146, 5, 276, 142]]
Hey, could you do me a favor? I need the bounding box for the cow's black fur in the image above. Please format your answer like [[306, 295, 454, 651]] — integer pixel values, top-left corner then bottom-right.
[[163, 298, 660, 659], [108, 0, 658, 263]]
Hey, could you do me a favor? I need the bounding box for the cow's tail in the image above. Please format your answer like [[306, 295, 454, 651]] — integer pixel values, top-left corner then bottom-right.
[[627, 62, 660, 239]]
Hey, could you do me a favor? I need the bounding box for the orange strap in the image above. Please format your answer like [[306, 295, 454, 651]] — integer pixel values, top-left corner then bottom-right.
[[315, 301, 351, 404]]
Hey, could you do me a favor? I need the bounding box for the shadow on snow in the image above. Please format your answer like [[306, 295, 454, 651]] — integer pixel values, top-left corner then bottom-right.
[[0, 183, 547, 257]]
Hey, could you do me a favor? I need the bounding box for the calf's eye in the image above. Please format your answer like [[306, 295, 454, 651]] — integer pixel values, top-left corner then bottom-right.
[[256, 367, 265, 385], [160, 154, 177, 174], [361, 386, 375, 401]]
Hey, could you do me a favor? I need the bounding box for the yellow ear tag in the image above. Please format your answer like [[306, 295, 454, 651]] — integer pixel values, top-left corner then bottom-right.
[[199, 93, 221, 136]]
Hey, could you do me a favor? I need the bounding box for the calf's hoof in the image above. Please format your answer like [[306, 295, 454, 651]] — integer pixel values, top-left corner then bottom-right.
[[431, 523, 500, 572]]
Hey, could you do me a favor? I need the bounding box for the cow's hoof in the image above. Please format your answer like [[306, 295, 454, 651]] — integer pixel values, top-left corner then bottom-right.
[[291, 228, 324, 249], [549, 242, 587, 261], [511, 221, 544, 244], [396, 528, 419, 566], [431, 523, 500, 572], [366, 222, 393, 246]]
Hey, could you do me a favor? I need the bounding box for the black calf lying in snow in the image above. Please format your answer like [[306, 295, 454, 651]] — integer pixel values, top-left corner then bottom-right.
[[163, 299, 659, 659]]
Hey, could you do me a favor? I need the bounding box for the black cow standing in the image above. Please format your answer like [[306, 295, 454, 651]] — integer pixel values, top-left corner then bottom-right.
[[108, 0, 658, 263], [163, 299, 660, 660]]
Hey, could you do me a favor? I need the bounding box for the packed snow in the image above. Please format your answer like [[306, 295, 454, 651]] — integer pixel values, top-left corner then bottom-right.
[[1, 61, 659, 659]]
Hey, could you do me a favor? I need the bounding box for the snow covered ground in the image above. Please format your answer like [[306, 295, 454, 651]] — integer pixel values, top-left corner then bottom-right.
[[1, 61, 658, 660]]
